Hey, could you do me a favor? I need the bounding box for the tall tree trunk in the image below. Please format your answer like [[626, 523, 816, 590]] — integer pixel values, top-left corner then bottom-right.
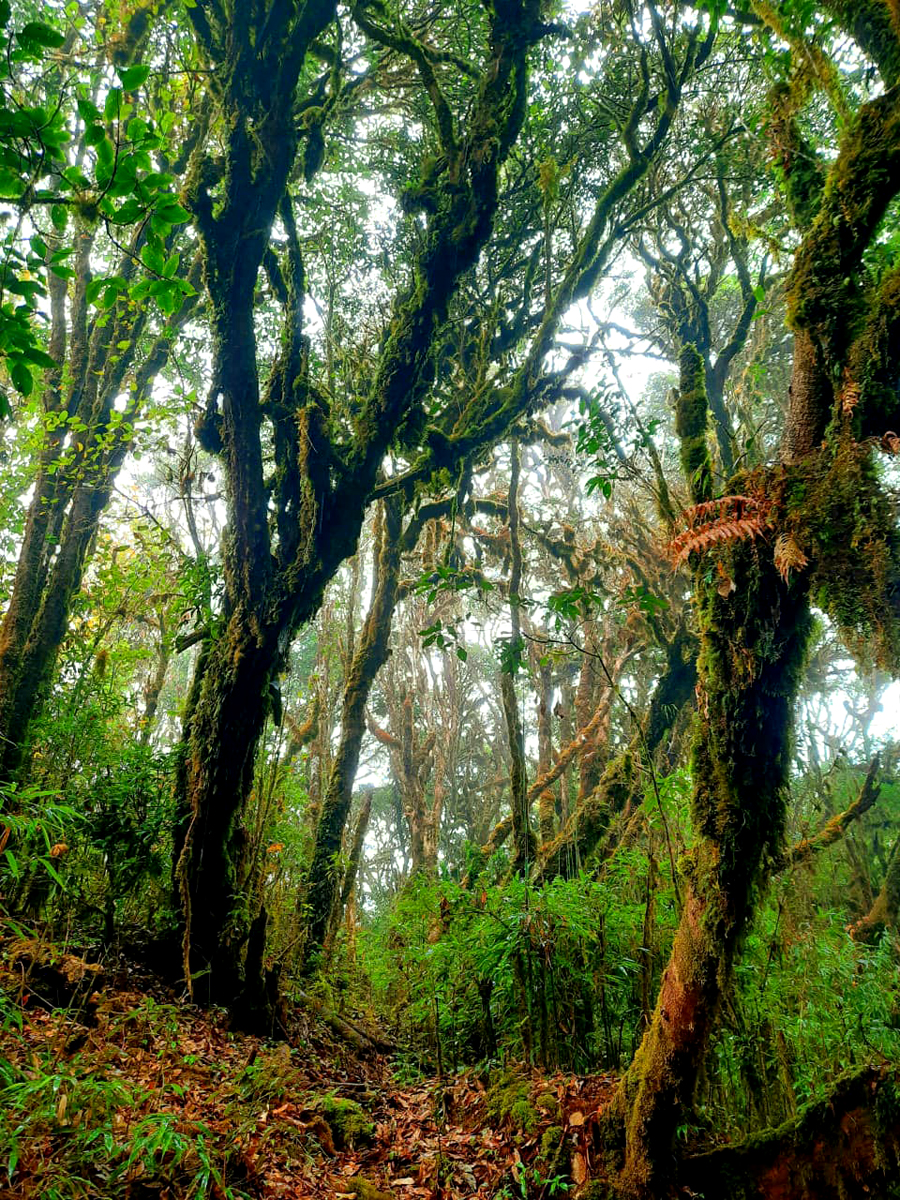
[[300, 502, 401, 973], [322, 788, 374, 966], [501, 439, 533, 873]]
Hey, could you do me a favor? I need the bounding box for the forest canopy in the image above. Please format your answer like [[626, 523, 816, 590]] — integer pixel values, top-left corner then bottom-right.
[[0, 0, 899, 1197]]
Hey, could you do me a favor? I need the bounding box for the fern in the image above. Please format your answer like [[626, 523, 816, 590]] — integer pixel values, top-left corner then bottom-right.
[[667, 495, 768, 566]]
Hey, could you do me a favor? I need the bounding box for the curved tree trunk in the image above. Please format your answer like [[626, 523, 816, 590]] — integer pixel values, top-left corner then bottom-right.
[[611, 49, 900, 1181], [851, 831, 900, 944]]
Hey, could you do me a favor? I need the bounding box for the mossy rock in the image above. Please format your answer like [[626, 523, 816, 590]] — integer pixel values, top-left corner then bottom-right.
[[536, 1091, 561, 1119], [320, 1095, 376, 1150], [486, 1068, 538, 1133], [540, 1124, 563, 1160], [338, 1178, 393, 1200]]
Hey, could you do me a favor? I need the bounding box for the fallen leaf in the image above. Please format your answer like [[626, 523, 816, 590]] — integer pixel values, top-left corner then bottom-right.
[[569, 1110, 585, 1126], [572, 1151, 587, 1185]]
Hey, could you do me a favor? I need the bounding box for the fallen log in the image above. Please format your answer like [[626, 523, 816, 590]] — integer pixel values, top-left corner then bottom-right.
[[294, 988, 397, 1056], [679, 1065, 900, 1200]]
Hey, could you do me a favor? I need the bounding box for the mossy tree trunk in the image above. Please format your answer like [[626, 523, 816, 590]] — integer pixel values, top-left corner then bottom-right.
[[176, 0, 549, 1003], [612, 29, 900, 1191], [851, 832, 900, 944], [300, 501, 401, 974]]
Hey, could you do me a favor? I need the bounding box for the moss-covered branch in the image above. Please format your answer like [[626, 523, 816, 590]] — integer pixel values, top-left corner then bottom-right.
[[679, 1066, 900, 1200], [774, 754, 881, 872]]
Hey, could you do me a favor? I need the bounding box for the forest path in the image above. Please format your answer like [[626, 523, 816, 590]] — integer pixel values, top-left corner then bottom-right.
[[0, 944, 618, 1199]]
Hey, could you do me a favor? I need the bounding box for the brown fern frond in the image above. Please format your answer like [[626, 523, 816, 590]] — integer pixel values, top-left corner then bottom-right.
[[774, 532, 809, 583], [841, 378, 861, 415], [667, 495, 768, 566]]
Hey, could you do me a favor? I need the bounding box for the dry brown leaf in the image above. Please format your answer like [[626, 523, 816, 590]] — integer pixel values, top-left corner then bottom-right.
[[569, 1110, 585, 1126], [572, 1151, 587, 1185]]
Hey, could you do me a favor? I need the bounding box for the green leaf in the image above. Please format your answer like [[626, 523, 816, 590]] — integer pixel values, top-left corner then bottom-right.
[[21, 345, 57, 369], [119, 64, 151, 91], [156, 200, 191, 225], [17, 21, 65, 49], [9, 359, 32, 396], [76, 97, 101, 123], [104, 88, 121, 122]]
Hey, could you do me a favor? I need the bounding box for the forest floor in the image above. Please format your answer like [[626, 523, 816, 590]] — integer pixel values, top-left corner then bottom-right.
[[0, 939, 619, 1200]]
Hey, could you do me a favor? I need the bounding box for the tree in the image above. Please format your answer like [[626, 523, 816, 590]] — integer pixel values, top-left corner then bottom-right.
[[609, 6, 900, 1191], [175, 0, 711, 1008], [0, 2, 199, 783]]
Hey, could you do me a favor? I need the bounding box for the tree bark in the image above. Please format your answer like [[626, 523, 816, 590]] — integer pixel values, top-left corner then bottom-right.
[[850, 831, 900, 944]]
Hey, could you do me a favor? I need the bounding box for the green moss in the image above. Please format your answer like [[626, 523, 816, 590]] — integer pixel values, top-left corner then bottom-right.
[[536, 1092, 560, 1118], [509, 1096, 539, 1134], [320, 1095, 376, 1150], [768, 81, 825, 232], [785, 442, 900, 671], [540, 1124, 563, 1159], [341, 1180, 394, 1200], [787, 88, 900, 366], [486, 1069, 538, 1133], [675, 343, 712, 504]]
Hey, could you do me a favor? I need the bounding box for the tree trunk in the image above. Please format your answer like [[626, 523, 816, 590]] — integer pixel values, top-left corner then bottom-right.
[[322, 789, 374, 966], [611, 56, 900, 1190], [300, 502, 401, 973], [850, 832, 900, 944], [502, 439, 533, 873], [176, 0, 544, 1004]]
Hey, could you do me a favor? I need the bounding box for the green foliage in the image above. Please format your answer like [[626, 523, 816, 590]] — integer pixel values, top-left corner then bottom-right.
[[358, 867, 662, 1073], [0, 1051, 251, 1198], [0, 782, 80, 900]]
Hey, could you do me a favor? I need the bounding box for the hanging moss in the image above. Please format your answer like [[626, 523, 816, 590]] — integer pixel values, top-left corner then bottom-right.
[[774, 442, 900, 672], [768, 81, 825, 232], [846, 264, 900, 438]]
